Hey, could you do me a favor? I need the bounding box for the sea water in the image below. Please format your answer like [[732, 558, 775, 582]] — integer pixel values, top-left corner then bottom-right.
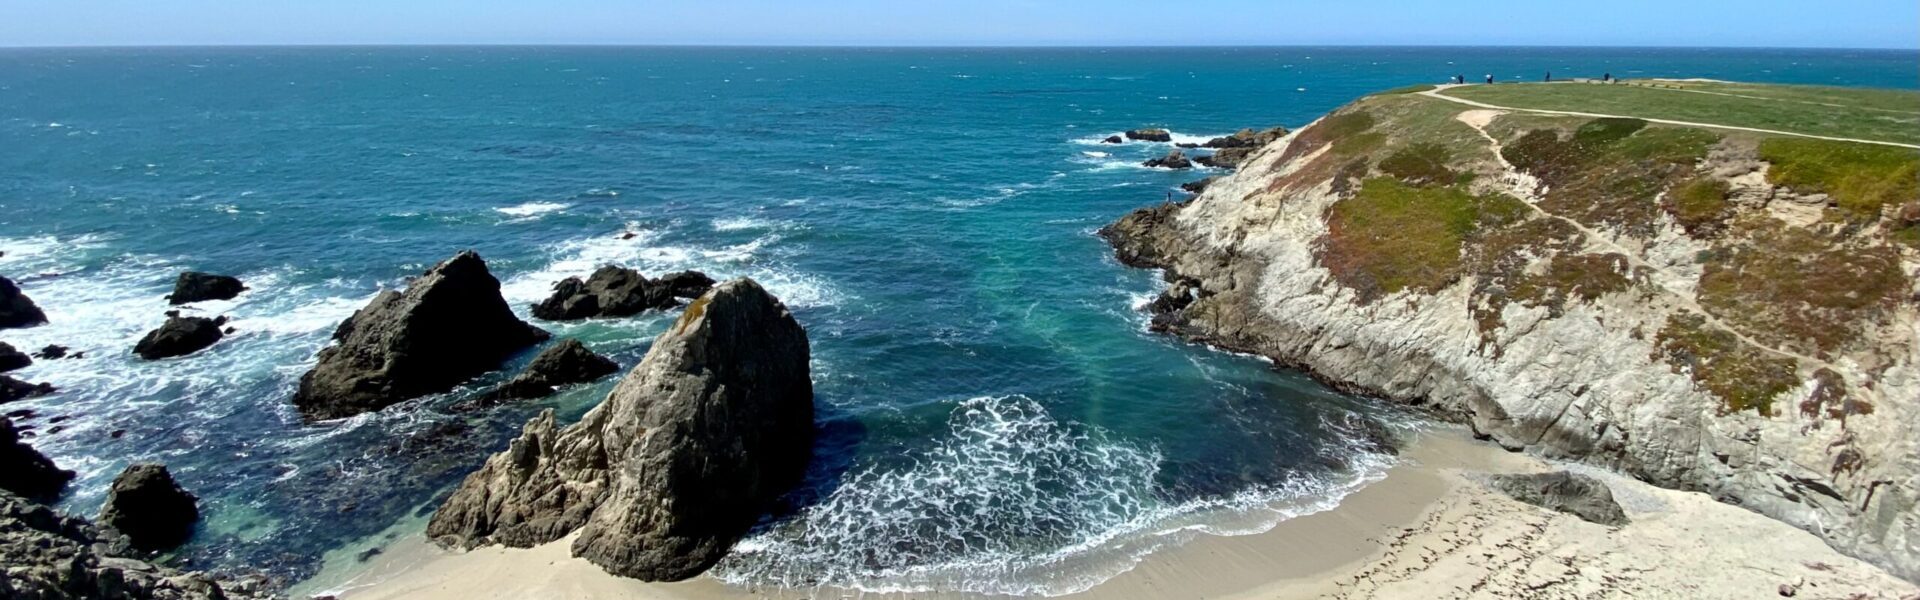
[[1, 46, 1913, 595]]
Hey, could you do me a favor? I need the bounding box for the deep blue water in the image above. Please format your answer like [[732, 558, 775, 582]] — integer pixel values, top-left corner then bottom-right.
[[1, 46, 1914, 595]]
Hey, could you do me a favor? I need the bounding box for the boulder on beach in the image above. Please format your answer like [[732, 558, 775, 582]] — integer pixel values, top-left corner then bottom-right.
[[133, 314, 226, 360], [99, 464, 200, 552], [532, 266, 713, 321], [1143, 150, 1193, 170], [293, 251, 550, 421], [0, 416, 72, 501], [1124, 128, 1173, 142], [0, 342, 29, 373], [428, 278, 814, 582], [0, 375, 55, 404], [466, 338, 620, 406], [167, 272, 246, 305], [1489, 471, 1629, 526], [0, 276, 48, 330]]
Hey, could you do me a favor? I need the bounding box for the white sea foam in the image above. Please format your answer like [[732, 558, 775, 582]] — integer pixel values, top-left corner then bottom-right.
[[492, 201, 569, 218], [712, 395, 1395, 597], [711, 216, 786, 232], [499, 226, 843, 310]]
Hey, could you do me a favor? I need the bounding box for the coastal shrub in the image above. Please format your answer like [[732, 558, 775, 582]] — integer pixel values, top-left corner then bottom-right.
[[1510, 253, 1634, 311], [1502, 120, 1719, 235], [1696, 220, 1907, 358], [1758, 138, 1920, 221], [1319, 178, 1519, 302], [1464, 218, 1587, 352], [1665, 177, 1733, 235], [1653, 313, 1799, 417], [1378, 142, 1462, 186], [1278, 110, 1378, 167]]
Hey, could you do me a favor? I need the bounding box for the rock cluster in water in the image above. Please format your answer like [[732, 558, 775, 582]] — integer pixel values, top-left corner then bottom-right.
[[167, 272, 246, 305], [429, 278, 814, 582], [0, 276, 47, 329], [0, 376, 55, 405], [1143, 150, 1193, 170], [463, 338, 620, 408], [531, 266, 715, 321], [1124, 128, 1172, 142], [293, 251, 550, 420]]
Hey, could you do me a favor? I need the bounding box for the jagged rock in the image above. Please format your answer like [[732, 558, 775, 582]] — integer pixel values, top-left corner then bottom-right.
[[531, 266, 687, 321], [133, 315, 226, 360], [1180, 176, 1219, 195], [1143, 150, 1193, 170], [1125, 128, 1172, 142], [1101, 135, 1124, 144], [656, 270, 717, 299], [0, 417, 71, 501], [0, 342, 28, 373], [464, 339, 619, 407], [0, 276, 47, 329], [32, 344, 69, 360], [167, 272, 246, 305], [429, 278, 814, 582], [0, 375, 55, 404], [1194, 147, 1254, 169], [293, 251, 550, 421], [1203, 126, 1288, 149], [0, 490, 256, 599], [99, 464, 200, 552], [1489, 471, 1629, 526], [1148, 280, 1196, 315]]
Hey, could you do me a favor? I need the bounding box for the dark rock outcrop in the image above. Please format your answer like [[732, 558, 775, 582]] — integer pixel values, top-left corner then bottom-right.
[[32, 344, 70, 360], [1194, 147, 1255, 169], [0, 375, 55, 404], [133, 315, 226, 360], [1488, 471, 1629, 526], [0, 276, 47, 329], [167, 272, 246, 305], [0, 342, 28, 373], [1180, 176, 1220, 195], [429, 278, 814, 582], [1, 417, 72, 501], [1125, 128, 1173, 142], [531, 266, 704, 321], [1101, 135, 1124, 144], [99, 464, 200, 552], [465, 339, 619, 407], [0, 490, 258, 600], [1143, 150, 1193, 170], [293, 251, 550, 421], [1203, 126, 1288, 149]]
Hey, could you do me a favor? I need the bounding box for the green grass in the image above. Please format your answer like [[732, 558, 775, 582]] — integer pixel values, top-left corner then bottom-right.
[[1319, 178, 1521, 302], [1758, 138, 1920, 220], [1665, 178, 1732, 235], [1440, 82, 1920, 145]]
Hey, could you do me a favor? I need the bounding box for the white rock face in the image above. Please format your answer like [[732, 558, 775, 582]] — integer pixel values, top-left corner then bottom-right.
[[1101, 105, 1920, 579]]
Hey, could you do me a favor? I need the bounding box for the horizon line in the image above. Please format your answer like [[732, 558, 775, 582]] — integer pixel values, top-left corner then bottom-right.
[[3, 42, 1917, 52]]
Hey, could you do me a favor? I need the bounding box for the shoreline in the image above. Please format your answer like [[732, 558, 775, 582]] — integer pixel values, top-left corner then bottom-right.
[[316, 426, 1916, 600]]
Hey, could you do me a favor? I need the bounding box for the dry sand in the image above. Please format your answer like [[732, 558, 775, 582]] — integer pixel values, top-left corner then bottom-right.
[[319, 427, 1916, 600]]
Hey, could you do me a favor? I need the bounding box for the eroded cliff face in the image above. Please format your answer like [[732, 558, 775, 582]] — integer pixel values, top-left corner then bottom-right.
[[1103, 89, 1920, 578]]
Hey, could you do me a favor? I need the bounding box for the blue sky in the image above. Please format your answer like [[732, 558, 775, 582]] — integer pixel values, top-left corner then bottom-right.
[[3, 0, 1916, 48]]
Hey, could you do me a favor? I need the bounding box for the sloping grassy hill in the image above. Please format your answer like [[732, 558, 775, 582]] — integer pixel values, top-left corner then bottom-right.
[[1437, 80, 1920, 145]]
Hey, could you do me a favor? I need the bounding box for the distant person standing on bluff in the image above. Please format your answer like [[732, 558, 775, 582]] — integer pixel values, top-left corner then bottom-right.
[[1485, 74, 1494, 84], [1545, 71, 1553, 82]]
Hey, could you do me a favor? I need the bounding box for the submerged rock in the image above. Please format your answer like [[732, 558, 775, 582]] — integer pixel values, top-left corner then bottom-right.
[[1488, 471, 1629, 526], [0, 490, 255, 599], [530, 266, 705, 321], [429, 278, 814, 582], [133, 314, 226, 360], [0, 276, 47, 329], [1125, 128, 1172, 142], [0, 375, 55, 404], [293, 251, 550, 421], [0, 416, 72, 501], [466, 338, 620, 406], [0, 342, 28, 372], [167, 272, 246, 305], [1143, 150, 1193, 170], [99, 464, 200, 552]]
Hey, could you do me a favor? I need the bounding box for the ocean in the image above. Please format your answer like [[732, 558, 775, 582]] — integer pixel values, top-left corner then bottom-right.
[[2, 46, 1914, 595]]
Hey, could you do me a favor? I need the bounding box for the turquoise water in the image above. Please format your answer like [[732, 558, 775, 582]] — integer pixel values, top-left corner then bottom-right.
[[2, 46, 1914, 595]]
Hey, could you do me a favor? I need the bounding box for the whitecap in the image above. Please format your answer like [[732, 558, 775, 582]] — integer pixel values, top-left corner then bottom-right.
[[492, 201, 569, 218]]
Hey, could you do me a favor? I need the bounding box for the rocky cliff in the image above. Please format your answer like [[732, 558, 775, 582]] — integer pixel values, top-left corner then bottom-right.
[[1103, 85, 1920, 578]]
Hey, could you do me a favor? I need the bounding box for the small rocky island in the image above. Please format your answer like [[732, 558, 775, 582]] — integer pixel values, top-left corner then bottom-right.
[[429, 278, 814, 581]]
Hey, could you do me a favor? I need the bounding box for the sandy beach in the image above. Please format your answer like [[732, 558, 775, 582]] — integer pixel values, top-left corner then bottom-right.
[[306, 427, 1915, 600]]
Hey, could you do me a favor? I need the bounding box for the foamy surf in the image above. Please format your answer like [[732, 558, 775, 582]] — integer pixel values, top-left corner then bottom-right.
[[492, 201, 569, 218]]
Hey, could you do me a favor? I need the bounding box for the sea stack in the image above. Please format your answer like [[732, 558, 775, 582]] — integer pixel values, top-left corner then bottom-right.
[[428, 278, 814, 582], [292, 251, 549, 420]]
